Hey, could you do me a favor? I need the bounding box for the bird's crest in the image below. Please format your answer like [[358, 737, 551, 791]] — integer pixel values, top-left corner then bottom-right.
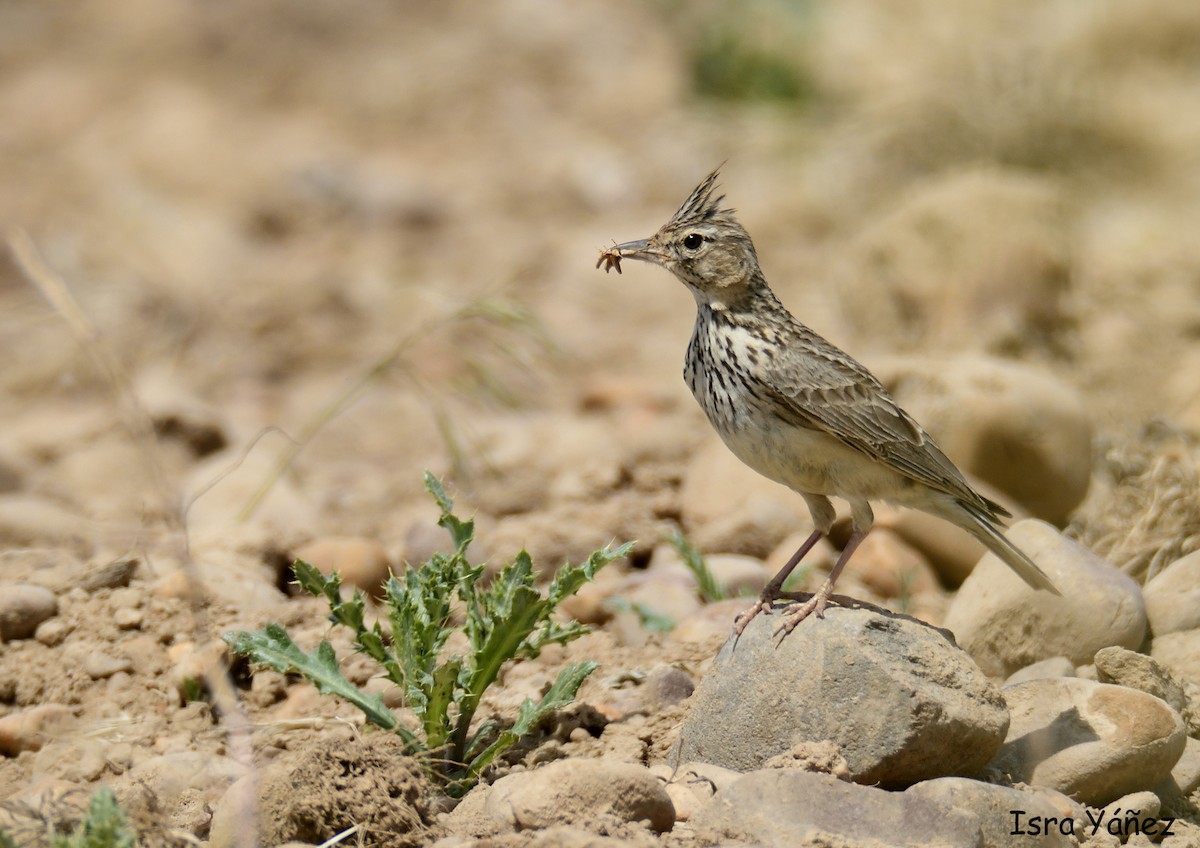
[[666, 166, 735, 229]]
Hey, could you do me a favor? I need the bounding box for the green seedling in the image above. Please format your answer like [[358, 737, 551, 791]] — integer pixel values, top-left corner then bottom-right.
[[226, 473, 630, 796]]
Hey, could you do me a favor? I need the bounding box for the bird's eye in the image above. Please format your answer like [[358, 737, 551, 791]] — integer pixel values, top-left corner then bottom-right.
[[683, 233, 704, 250]]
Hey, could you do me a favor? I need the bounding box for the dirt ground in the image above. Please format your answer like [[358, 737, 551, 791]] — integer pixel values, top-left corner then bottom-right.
[[2, 1, 1200, 845]]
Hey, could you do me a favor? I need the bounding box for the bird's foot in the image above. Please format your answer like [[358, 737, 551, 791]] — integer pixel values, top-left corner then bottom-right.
[[773, 588, 833, 637], [731, 596, 774, 637]]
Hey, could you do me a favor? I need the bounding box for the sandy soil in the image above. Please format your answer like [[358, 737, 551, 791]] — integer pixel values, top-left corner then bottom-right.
[[2, 1, 1200, 845]]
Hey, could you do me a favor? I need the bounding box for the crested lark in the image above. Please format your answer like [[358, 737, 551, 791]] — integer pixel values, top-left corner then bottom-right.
[[598, 168, 1060, 636]]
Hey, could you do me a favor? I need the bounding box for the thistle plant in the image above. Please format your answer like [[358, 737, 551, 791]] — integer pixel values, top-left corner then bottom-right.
[[226, 473, 629, 796]]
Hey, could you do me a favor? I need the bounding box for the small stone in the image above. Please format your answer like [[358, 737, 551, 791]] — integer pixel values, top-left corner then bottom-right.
[[703, 554, 770, 597], [0, 584, 59, 641], [113, 607, 144, 630], [1096, 791, 1160, 843], [294, 536, 393, 597], [944, 520, 1147, 676], [79, 558, 138, 592], [1095, 646, 1187, 715], [1005, 656, 1076, 686], [672, 606, 1008, 787], [688, 769, 979, 848], [1143, 551, 1200, 636], [34, 617, 71, 646], [483, 758, 674, 833], [906, 777, 1080, 848], [83, 650, 133, 679], [990, 678, 1185, 805], [644, 665, 695, 708], [0, 704, 75, 755]]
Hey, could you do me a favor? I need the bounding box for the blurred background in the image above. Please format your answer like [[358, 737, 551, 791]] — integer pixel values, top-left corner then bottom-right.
[[2, 0, 1200, 581]]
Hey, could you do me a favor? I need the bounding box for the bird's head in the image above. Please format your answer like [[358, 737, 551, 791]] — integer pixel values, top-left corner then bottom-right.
[[601, 168, 763, 309]]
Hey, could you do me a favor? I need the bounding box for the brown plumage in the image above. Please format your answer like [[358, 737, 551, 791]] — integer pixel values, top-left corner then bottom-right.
[[599, 168, 1060, 635]]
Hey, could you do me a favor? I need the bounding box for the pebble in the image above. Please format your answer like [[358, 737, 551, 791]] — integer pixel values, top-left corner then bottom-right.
[[944, 519, 1147, 676], [1095, 791, 1161, 844], [703, 554, 769, 597], [643, 665, 696, 708], [672, 605, 1008, 787], [905, 776, 1080, 847], [872, 355, 1092, 525], [83, 649, 133, 679], [688, 769, 979, 848], [113, 607, 144, 630], [482, 759, 674, 833], [34, 617, 71, 646], [990, 678, 1185, 806], [1142, 551, 1200, 636], [1004, 656, 1076, 686], [1149, 629, 1200, 688], [0, 583, 59, 641], [658, 762, 741, 823], [293, 535, 393, 597], [0, 704, 75, 755], [78, 557, 139, 592]]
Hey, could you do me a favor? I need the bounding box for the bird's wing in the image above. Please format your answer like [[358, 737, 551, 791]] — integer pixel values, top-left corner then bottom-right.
[[759, 336, 1002, 516]]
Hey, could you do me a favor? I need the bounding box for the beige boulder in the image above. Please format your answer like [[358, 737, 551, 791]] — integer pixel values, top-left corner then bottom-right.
[[944, 519, 1145, 676], [872, 356, 1091, 525]]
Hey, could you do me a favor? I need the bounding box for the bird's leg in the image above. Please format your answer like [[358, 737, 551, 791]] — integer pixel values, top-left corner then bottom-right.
[[774, 528, 866, 636], [732, 528, 824, 636]]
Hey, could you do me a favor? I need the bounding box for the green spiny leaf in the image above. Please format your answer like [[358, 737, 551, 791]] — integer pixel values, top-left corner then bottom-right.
[[224, 624, 405, 736], [547, 541, 632, 606]]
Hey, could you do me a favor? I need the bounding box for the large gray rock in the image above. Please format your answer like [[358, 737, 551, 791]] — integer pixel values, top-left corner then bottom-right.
[[906, 777, 1080, 848], [990, 678, 1185, 806], [944, 520, 1146, 676], [688, 769, 981, 848], [672, 606, 1008, 788]]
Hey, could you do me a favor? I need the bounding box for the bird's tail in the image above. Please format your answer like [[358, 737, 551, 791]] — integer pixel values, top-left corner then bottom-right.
[[963, 512, 1061, 595]]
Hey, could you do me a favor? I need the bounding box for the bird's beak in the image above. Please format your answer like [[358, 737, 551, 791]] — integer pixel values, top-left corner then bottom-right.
[[596, 237, 664, 274], [612, 239, 657, 262]]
